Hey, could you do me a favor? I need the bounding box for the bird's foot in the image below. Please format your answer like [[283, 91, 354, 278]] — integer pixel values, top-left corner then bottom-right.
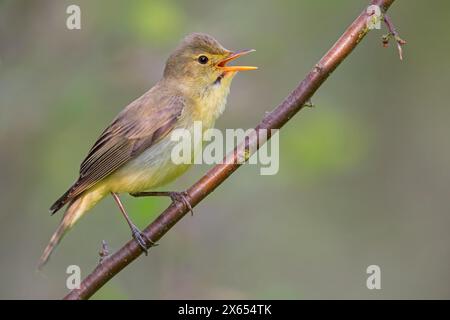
[[130, 225, 158, 255], [169, 191, 194, 216]]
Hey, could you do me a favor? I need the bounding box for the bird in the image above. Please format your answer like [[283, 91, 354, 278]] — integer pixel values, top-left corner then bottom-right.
[[38, 33, 257, 268]]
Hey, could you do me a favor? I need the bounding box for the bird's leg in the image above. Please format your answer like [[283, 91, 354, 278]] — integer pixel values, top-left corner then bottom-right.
[[130, 191, 194, 216], [111, 192, 157, 255]]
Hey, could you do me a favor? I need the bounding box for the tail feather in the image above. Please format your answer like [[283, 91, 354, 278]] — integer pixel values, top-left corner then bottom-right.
[[39, 196, 85, 269], [49, 186, 76, 214], [40, 185, 107, 269]]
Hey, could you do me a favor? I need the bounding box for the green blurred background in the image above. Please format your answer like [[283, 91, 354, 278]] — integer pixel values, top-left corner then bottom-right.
[[1, 0, 450, 299]]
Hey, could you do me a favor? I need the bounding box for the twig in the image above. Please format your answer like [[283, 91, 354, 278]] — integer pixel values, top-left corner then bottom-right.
[[98, 240, 110, 264], [63, 0, 398, 300], [382, 14, 406, 60]]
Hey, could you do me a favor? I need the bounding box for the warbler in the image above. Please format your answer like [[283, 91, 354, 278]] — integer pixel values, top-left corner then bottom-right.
[[39, 33, 257, 268]]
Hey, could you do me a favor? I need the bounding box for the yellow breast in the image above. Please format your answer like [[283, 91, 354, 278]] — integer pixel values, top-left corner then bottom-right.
[[192, 81, 230, 128]]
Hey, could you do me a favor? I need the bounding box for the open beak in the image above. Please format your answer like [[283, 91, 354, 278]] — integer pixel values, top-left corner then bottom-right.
[[217, 49, 257, 72]]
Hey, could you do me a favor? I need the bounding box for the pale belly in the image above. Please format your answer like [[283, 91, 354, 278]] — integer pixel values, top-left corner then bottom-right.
[[103, 125, 203, 194]]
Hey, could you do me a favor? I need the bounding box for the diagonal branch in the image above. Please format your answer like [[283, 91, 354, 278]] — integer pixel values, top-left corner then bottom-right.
[[64, 0, 398, 300]]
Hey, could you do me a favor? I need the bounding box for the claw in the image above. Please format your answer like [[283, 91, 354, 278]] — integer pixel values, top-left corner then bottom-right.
[[131, 226, 148, 255], [130, 225, 159, 255], [170, 191, 194, 216]]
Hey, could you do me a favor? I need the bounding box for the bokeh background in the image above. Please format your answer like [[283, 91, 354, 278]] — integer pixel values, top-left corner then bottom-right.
[[1, 0, 449, 299]]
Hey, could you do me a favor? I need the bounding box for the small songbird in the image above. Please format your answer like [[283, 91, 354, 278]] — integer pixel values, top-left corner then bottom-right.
[[39, 33, 256, 268]]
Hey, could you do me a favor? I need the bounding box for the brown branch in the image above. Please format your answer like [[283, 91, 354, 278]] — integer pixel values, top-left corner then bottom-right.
[[64, 0, 398, 300]]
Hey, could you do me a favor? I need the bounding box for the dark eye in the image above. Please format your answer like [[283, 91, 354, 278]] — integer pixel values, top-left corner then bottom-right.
[[198, 55, 209, 64]]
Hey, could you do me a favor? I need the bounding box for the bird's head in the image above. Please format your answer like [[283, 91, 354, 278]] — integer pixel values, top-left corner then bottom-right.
[[163, 33, 257, 96]]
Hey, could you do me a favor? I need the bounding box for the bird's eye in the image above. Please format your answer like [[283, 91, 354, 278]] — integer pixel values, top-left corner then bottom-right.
[[198, 55, 209, 64]]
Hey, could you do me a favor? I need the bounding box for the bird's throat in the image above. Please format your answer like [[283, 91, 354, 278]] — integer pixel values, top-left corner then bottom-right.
[[196, 80, 231, 124]]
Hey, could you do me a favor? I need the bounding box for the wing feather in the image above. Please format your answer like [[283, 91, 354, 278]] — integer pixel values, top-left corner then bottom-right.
[[50, 91, 185, 213]]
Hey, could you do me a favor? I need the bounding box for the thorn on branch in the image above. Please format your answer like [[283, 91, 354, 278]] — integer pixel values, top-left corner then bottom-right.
[[98, 240, 110, 263], [304, 99, 315, 108], [314, 63, 324, 74], [382, 14, 406, 60]]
